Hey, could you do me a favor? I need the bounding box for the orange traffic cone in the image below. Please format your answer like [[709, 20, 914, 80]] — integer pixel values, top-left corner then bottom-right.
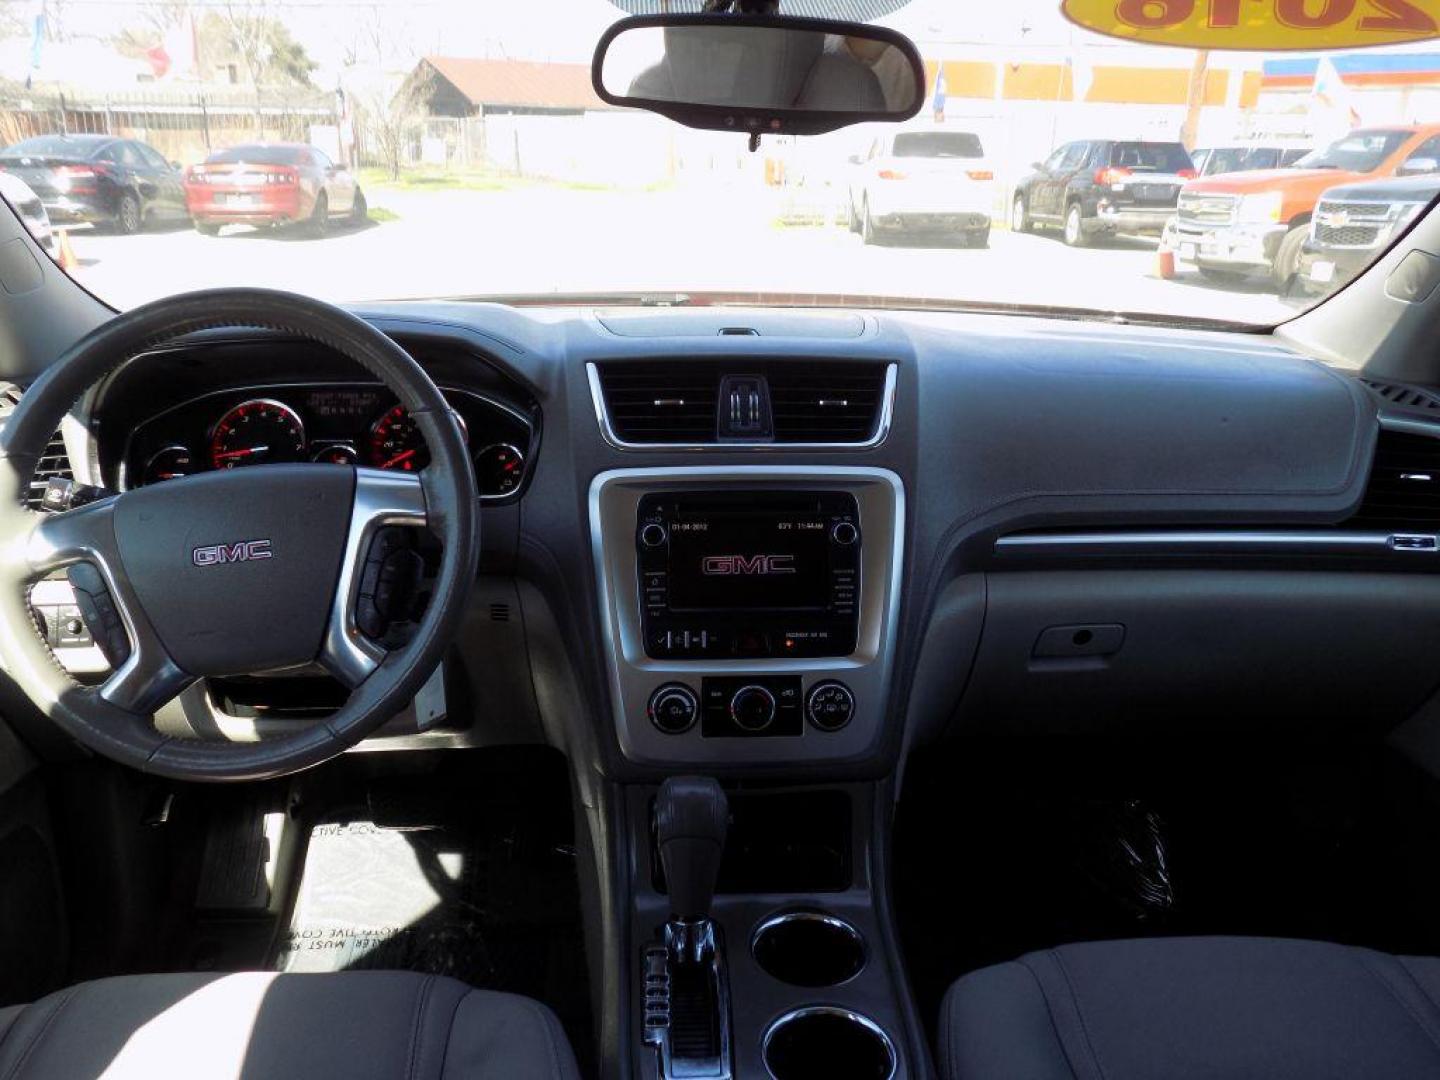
[[1154, 248, 1175, 280], [55, 229, 78, 273]]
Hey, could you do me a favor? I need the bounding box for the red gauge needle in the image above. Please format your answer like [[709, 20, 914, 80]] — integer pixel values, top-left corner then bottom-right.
[[380, 448, 417, 469], [213, 445, 268, 461]]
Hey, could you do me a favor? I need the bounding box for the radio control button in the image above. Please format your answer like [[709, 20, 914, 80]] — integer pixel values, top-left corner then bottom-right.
[[730, 685, 777, 732], [640, 523, 668, 548], [832, 521, 860, 546], [648, 683, 699, 734], [806, 681, 855, 732]]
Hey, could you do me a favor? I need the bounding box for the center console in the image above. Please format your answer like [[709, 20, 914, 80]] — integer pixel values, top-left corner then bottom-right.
[[589, 466, 905, 765]]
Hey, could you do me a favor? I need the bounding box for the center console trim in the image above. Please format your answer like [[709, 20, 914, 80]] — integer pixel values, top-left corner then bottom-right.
[[589, 466, 905, 765]]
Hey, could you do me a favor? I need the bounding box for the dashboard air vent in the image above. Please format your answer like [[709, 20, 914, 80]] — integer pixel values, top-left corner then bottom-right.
[[768, 362, 888, 443], [593, 360, 890, 445], [1348, 430, 1440, 529], [594, 362, 719, 444], [0, 385, 71, 509], [1362, 379, 1440, 414]]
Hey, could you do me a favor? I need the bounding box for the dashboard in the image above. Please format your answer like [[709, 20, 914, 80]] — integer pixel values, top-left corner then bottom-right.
[[32, 300, 1440, 776], [120, 382, 532, 497]]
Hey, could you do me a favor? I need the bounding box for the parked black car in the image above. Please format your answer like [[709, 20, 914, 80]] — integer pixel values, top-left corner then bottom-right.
[[1012, 139, 1196, 246], [1297, 172, 1440, 295], [0, 134, 188, 234]]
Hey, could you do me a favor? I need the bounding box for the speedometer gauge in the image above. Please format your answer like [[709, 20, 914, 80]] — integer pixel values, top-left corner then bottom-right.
[[210, 399, 306, 470], [367, 404, 466, 472]]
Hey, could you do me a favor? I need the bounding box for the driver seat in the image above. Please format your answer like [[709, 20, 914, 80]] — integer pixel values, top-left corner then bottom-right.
[[0, 971, 580, 1079]]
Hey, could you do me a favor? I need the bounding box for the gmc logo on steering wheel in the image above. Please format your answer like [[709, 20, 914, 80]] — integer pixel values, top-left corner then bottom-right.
[[700, 554, 797, 576], [192, 539, 274, 567]]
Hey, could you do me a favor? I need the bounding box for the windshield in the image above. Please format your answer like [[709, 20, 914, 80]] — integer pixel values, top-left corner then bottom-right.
[[205, 145, 308, 166], [5, 0, 1437, 327], [893, 132, 983, 159], [1292, 130, 1413, 172], [1111, 142, 1192, 174], [1199, 147, 1280, 175]]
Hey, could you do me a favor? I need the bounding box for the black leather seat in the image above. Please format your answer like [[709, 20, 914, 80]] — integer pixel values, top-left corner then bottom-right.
[[0, 971, 580, 1079], [941, 936, 1440, 1080]]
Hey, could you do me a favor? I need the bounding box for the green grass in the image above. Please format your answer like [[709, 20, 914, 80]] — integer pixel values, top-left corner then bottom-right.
[[365, 206, 401, 223]]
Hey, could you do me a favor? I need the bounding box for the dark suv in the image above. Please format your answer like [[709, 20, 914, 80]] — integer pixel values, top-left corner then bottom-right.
[[1012, 139, 1195, 246], [0, 133, 188, 234]]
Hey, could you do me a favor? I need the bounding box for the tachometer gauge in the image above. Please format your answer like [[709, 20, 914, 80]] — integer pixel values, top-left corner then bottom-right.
[[476, 443, 525, 496], [367, 404, 466, 472], [209, 399, 306, 470], [311, 443, 357, 465], [142, 445, 195, 485]]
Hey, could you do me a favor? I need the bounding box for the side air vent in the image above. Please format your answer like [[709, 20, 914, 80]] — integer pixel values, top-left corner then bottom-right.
[[769, 362, 888, 443], [593, 363, 719, 444], [1362, 379, 1440, 414], [0, 385, 71, 509], [1348, 430, 1440, 529], [592, 360, 892, 446]]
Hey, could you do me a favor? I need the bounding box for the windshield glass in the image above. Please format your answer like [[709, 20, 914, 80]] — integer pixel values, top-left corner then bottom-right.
[[5, 0, 1437, 327], [1292, 130, 1413, 172], [205, 145, 308, 166], [893, 132, 983, 159]]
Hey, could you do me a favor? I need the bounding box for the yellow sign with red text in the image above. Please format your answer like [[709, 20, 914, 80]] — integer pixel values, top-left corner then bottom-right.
[[1062, 0, 1440, 50]]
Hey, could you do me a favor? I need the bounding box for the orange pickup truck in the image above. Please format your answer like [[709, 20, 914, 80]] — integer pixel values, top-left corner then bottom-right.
[[1173, 125, 1440, 289]]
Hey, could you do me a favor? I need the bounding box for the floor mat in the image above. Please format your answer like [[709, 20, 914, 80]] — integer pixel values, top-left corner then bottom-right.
[[267, 752, 593, 1072]]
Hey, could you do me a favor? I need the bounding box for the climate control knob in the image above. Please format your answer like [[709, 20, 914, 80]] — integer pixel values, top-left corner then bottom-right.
[[648, 683, 699, 734], [729, 685, 777, 732], [806, 681, 856, 732]]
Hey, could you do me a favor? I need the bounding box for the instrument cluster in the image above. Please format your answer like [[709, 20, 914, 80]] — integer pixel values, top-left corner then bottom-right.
[[123, 383, 533, 499]]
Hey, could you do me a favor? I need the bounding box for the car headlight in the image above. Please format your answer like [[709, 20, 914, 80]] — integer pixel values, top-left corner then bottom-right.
[[1235, 192, 1284, 225], [1396, 201, 1428, 227]]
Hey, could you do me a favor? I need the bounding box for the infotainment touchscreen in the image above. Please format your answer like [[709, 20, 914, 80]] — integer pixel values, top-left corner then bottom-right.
[[666, 511, 831, 612]]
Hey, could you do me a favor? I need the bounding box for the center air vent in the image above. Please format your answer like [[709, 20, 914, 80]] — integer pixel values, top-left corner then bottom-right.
[[0, 385, 71, 509], [1347, 429, 1440, 529], [592, 360, 891, 446]]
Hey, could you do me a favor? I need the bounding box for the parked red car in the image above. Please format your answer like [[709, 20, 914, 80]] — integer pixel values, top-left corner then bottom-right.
[[183, 143, 366, 237]]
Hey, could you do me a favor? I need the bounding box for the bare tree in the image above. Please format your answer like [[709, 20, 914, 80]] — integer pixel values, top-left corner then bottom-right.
[[353, 75, 422, 180]]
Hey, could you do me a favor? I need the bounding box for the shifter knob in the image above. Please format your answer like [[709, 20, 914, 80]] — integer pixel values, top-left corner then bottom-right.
[[655, 776, 729, 922]]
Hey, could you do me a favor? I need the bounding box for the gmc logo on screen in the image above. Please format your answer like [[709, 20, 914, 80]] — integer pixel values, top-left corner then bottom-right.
[[700, 554, 797, 576], [192, 539, 273, 567]]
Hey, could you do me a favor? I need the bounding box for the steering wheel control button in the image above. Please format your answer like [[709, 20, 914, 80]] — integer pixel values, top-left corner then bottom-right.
[[648, 683, 699, 734], [66, 562, 130, 668], [806, 681, 856, 732], [357, 526, 421, 640], [831, 521, 860, 546]]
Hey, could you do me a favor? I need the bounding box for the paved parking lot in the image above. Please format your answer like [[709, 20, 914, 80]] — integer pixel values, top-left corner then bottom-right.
[[63, 186, 1301, 325]]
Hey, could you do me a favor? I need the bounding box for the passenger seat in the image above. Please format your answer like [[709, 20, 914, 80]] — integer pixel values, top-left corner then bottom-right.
[[940, 936, 1440, 1079]]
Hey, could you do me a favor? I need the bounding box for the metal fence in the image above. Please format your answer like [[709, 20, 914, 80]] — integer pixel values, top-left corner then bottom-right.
[[0, 82, 339, 166]]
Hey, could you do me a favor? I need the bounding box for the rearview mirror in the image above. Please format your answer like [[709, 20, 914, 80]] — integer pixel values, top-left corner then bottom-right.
[[1398, 157, 1439, 177], [593, 14, 923, 137]]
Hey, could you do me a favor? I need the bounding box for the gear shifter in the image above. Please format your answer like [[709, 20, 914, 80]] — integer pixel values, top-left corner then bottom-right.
[[654, 775, 729, 963]]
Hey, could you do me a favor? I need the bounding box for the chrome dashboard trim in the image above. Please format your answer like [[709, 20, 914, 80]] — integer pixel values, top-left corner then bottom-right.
[[586, 361, 898, 451], [589, 465, 905, 766], [995, 530, 1438, 558]]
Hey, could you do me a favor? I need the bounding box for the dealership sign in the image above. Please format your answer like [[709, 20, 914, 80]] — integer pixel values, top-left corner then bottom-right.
[[1063, 0, 1440, 49]]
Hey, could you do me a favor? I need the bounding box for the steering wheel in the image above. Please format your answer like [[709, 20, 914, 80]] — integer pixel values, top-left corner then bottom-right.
[[0, 289, 478, 782]]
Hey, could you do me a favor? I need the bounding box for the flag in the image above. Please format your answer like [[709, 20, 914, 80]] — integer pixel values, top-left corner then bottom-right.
[[146, 43, 171, 79], [29, 9, 45, 73], [1313, 56, 1360, 128], [932, 64, 947, 122]]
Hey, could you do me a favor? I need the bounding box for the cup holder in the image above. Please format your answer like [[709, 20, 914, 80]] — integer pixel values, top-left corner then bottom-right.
[[763, 1007, 896, 1080], [752, 911, 866, 987]]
